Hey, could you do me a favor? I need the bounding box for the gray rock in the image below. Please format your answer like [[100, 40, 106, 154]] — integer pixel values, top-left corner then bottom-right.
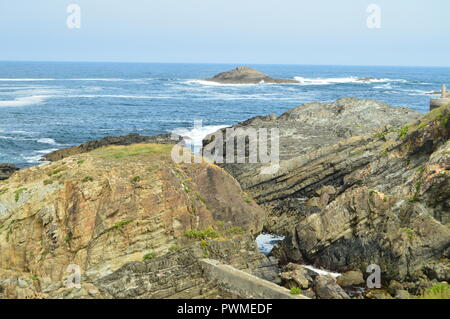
[[0, 164, 19, 180], [313, 275, 350, 299], [280, 263, 314, 289], [204, 100, 450, 283]]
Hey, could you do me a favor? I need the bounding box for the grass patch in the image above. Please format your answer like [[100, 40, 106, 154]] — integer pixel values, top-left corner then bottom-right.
[[244, 197, 253, 203], [398, 125, 409, 139], [414, 283, 450, 299], [143, 252, 156, 260], [77, 160, 85, 165], [113, 219, 134, 230], [290, 287, 302, 295], [48, 167, 66, 177], [14, 188, 27, 202], [93, 144, 173, 160], [43, 179, 53, 186], [0, 188, 9, 196], [82, 176, 94, 183], [130, 176, 141, 183], [64, 235, 72, 243], [29, 275, 39, 282], [225, 226, 245, 236], [402, 228, 414, 240], [168, 245, 181, 252], [408, 196, 419, 203], [185, 228, 219, 240]]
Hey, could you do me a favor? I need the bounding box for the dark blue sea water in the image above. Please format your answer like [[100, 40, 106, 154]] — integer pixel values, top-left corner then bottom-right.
[[0, 62, 448, 167]]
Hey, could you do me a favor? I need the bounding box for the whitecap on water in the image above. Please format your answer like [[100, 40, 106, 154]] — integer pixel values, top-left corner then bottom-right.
[[0, 95, 48, 107], [37, 138, 58, 145]]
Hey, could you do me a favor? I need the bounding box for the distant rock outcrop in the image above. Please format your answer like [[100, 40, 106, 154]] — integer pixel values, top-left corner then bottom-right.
[[0, 164, 19, 180], [203, 66, 299, 84]]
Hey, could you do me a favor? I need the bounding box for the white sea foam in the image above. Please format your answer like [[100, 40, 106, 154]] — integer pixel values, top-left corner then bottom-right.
[[36, 148, 59, 154], [171, 124, 228, 153], [186, 79, 262, 86], [37, 138, 58, 145], [0, 95, 49, 107], [294, 76, 406, 86], [301, 265, 341, 278], [373, 83, 393, 89], [256, 233, 285, 255], [0, 78, 154, 82], [0, 78, 57, 82]]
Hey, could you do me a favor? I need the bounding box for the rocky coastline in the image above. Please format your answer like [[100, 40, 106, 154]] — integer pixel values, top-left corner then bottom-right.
[[0, 97, 448, 299]]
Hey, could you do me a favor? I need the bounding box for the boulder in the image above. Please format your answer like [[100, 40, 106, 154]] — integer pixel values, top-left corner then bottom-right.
[[336, 270, 365, 287], [280, 263, 315, 289], [313, 275, 350, 299]]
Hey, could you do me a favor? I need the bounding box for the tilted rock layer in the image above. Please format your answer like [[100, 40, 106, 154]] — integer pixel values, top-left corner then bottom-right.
[[0, 143, 270, 298], [203, 99, 450, 283]]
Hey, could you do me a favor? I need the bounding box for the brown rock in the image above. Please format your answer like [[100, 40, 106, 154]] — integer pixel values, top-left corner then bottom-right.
[[0, 143, 267, 298], [336, 270, 365, 287]]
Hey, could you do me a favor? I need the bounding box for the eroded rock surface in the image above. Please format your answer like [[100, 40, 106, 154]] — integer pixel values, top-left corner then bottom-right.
[[203, 99, 449, 284], [0, 143, 273, 298]]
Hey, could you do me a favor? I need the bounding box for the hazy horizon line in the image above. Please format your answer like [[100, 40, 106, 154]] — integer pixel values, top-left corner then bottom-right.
[[0, 59, 449, 69]]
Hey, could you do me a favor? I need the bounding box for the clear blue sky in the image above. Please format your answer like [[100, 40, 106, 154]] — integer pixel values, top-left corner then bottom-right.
[[0, 0, 449, 66]]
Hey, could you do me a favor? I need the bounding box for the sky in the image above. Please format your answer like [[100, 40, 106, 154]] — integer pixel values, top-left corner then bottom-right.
[[0, 0, 449, 66]]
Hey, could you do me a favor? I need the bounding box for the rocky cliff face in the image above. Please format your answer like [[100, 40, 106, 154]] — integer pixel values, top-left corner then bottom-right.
[[0, 143, 273, 298], [203, 99, 450, 285], [203, 66, 299, 84]]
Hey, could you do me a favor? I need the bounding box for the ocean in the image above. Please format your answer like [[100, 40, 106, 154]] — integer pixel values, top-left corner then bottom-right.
[[0, 61, 448, 168]]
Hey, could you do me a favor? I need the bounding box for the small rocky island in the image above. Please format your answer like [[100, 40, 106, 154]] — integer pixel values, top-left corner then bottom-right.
[[202, 66, 299, 84]]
